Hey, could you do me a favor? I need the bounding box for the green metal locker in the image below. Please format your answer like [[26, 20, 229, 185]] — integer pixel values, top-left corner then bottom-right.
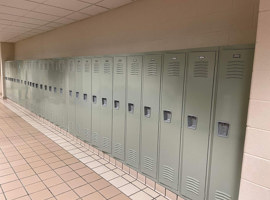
[[68, 58, 76, 136], [125, 55, 143, 169], [59, 58, 68, 131], [81, 57, 92, 143], [112, 56, 127, 160], [91, 57, 101, 147], [207, 48, 253, 200], [159, 53, 186, 190], [141, 54, 162, 179], [181, 51, 216, 200], [100, 57, 113, 153]]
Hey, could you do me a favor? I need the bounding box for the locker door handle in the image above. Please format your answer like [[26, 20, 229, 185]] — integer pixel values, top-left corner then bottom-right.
[[144, 106, 151, 118], [83, 94, 87, 101], [69, 90, 72, 96], [76, 92, 79, 98], [102, 98, 107, 107], [114, 100, 120, 109], [163, 110, 172, 123], [54, 87, 57, 93], [218, 122, 230, 137], [128, 103, 134, 114], [187, 115, 197, 129], [92, 95, 97, 104], [60, 88, 63, 94]]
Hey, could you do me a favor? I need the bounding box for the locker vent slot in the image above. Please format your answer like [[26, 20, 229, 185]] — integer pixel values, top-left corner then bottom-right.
[[186, 176, 199, 195], [116, 63, 124, 74], [144, 156, 154, 171], [102, 137, 110, 149], [104, 61, 111, 74], [114, 143, 123, 156], [215, 190, 231, 200], [193, 61, 209, 78], [147, 62, 158, 76], [130, 63, 139, 76], [93, 63, 99, 73], [162, 165, 174, 182], [92, 132, 98, 145], [128, 149, 136, 164], [226, 61, 245, 79], [168, 61, 181, 77]]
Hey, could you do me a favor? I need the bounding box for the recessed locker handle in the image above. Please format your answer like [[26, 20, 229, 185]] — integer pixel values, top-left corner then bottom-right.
[[218, 122, 230, 137], [69, 90, 72, 96], [102, 98, 107, 107], [83, 94, 87, 101], [114, 100, 120, 109], [92, 95, 97, 104], [163, 110, 172, 123], [128, 103, 134, 114], [187, 115, 198, 130], [144, 106, 151, 118], [76, 92, 79, 98]]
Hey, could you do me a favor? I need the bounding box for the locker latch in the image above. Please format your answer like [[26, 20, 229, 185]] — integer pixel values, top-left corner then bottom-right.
[[102, 98, 107, 107], [36, 84, 38, 88], [54, 87, 57, 93], [188, 115, 197, 129], [76, 92, 79, 98], [60, 88, 63, 94], [49, 86, 52, 92], [218, 122, 230, 137], [69, 90, 72, 96], [114, 100, 120, 110], [92, 95, 97, 104], [144, 106, 151, 118], [40, 84, 43, 89], [128, 103, 134, 114], [45, 85, 47, 90], [83, 94, 87, 101], [163, 110, 172, 123]]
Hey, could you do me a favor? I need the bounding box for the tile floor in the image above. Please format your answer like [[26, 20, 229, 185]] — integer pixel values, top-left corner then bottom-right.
[[0, 99, 182, 200]]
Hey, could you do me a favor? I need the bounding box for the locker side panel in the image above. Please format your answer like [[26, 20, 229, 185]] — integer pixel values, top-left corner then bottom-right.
[[181, 51, 216, 200], [208, 49, 254, 200], [159, 53, 186, 190], [126, 56, 142, 169], [141, 54, 162, 179], [112, 56, 127, 160]]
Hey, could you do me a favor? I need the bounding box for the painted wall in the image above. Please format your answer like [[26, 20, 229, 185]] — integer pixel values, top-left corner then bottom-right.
[[239, 0, 270, 199], [15, 0, 259, 60]]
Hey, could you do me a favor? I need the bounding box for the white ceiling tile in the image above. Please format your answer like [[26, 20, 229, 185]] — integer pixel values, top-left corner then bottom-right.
[[16, 17, 48, 25], [0, 13, 20, 21], [28, 0, 47, 3], [25, 11, 59, 21], [44, 0, 90, 11], [0, 5, 29, 16], [36, 25, 55, 31], [66, 12, 89, 20], [79, 0, 103, 3], [45, 21, 63, 27], [80, 5, 108, 15], [55, 17, 75, 24], [97, 0, 132, 9], [11, 21, 40, 28], [0, 19, 13, 25], [0, 0, 39, 10], [33, 4, 73, 16]]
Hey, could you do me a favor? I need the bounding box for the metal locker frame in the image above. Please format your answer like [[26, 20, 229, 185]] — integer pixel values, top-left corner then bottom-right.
[[141, 54, 162, 179], [180, 50, 217, 200], [125, 55, 143, 169], [112, 56, 127, 160], [158, 53, 186, 191], [207, 47, 254, 200], [100, 57, 113, 153]]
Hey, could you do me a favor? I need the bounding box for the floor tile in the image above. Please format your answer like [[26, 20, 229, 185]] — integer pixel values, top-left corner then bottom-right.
[[2, 180, 23, 192], [99, 185, 121, 199], [73, 184, 96, 197], [30, 189, 53, 200], [144, 187, 160, 198], [119, 183, 140, 196], [130, 191, 153, 200], [49, 183, 71, 196], [25, 181, 47, 194], [56, 190, 79, 200], [5, 187, 27, 200], [82, 191, 106, 200], [67, 177, 87, 189], [110, 177, 129, 187]]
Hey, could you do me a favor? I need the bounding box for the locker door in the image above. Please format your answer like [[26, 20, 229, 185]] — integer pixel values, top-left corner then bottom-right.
[[91, 58, 101, 147], [181, 51, 216, 200], [44, 60, 49, 120], [141, 54, 162, 179], [81, 57, 92, 143], [39, 60, 45, 118], [112, 56, 127, 160], [208, 49, 253, 200], [59, 59, 68, 130], [100, 57, 113, 153], [126, 56, 142, 169], [68, 58, 76, 135], [159, 53, 186, 190], [54, 60, 61, 126], [75, 58, 83, 139]]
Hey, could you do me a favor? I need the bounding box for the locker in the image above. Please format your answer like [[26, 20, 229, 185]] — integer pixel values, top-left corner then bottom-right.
[[54, 59, 61, 126], [112, 56, 127, 160], [207, 49, 253, 200], [100, 57, 113, 153], [126, 55, 142, 169], [39, 60, 45, 118], [159, 53, 186, 190], [43, 60, 50, 120], [181, 51, 216, 200], [59, 59, 68, 130], [91, 58, 101, 147], [75, 57, 84, 139], [141, 54, 162, 179], [81, 57, 92, 143], [48, 59, 55, 123], [68, 58, 76, 135]]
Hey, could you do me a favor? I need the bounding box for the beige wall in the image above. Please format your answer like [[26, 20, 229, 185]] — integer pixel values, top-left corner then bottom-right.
[[239, 0, 270, 199], [0, 43, 15, 98], [15, 0, 259, 60]]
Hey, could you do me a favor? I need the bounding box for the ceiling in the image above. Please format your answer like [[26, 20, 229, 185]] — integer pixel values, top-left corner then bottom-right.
[[0, 0, 136, 43]]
